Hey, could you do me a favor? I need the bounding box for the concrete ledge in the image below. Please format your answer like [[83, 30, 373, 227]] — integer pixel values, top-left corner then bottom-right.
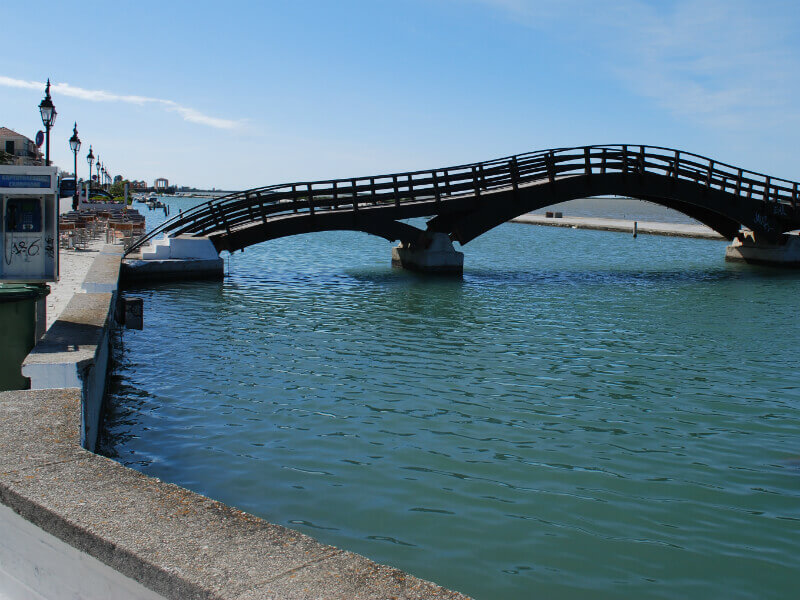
[[23, 243, 122, 452], [83, 245, 125, 293], [122, 258, 225, 282], [21, 292, 114, 389], [0, 388, 470, 600]]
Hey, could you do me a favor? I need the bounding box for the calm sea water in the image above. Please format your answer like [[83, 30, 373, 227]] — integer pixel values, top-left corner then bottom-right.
[[102, 198, 800, 599]]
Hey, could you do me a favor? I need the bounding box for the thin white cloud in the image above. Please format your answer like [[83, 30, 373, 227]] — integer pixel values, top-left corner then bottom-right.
[[0, 76, 242, 130], [473, 0, 800, 130]]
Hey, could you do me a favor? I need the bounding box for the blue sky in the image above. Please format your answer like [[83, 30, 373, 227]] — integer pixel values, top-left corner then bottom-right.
[[2, 0, 799, 190]]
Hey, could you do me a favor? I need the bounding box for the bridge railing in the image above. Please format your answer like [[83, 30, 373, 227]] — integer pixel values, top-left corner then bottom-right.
[[127, 145, 799, 254]]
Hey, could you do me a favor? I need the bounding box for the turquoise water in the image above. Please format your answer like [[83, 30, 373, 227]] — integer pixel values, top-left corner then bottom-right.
[[103, 199, 800, 599]]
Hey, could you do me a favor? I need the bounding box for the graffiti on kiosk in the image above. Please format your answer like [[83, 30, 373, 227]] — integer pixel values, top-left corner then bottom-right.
[[4, 237, 41, 266], [45, 235, 54, 258]]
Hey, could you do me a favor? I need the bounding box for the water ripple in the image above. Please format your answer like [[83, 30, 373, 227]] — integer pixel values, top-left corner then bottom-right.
[[102, 212, 800, 600]]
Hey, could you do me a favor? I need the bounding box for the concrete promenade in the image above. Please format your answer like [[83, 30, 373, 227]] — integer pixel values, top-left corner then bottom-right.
[[45, 238, 106, 329], [0, 241, 471, 600], [512, 213, 725, 240]]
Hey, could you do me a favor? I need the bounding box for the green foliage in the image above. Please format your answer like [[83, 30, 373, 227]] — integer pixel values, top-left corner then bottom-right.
[[109, 179, 131, 198]]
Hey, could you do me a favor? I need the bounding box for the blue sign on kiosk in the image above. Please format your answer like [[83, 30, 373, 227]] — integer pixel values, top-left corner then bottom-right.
[[0, 174, 52, 189]]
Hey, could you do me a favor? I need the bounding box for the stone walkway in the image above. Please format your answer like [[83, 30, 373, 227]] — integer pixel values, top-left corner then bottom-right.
[[46, 237, 108, 330]]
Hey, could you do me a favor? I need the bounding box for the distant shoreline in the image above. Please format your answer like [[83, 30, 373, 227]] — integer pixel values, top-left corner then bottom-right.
[[512, 214, 725, 240]]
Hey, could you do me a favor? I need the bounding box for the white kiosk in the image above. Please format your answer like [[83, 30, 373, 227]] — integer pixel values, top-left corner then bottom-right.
[[0, 165, 59, 282], [0, 166, 59, 389]]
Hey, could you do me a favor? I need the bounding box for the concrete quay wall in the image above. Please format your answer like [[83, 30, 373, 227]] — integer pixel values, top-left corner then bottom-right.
[[22, 245, 124, 451], [1, 246, 470, 600]]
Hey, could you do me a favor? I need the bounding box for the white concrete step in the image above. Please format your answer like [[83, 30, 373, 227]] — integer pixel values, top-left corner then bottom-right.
[[140, 236, 219, 261]]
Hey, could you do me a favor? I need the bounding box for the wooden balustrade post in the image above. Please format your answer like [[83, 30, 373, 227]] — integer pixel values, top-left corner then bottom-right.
[[245, 192, 254, 222], [444, 170, 452, 196], [393, 175, 400, 208], [584, 147, 591, 175], [332, 181, 338, 208], [472, 166, 481, 198], [765, 176, 771, 202], [307, 183, 314, 217], [510, 158, 519, 199], [793, 182, 798, 209], [601, 149, 607, 174], [207, 201, 218, 228], [673, 150, 680, 180], [292, 184, 298, 213], [351, 179, 358, 213], [222, 205, 231, 236], [547, 151, 555, 184], [432, 171, 441, 203], [621, 145, 628, 175], [735, 169, 742, 196], [706, 161, 714, 188]]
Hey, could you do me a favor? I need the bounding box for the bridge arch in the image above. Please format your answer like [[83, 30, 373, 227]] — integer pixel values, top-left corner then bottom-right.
[[430, 172, 751, 245], [127, 145, 799, 258]]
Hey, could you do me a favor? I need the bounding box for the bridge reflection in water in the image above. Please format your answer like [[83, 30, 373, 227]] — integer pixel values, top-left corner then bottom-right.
[[128, 145, 800, 272]]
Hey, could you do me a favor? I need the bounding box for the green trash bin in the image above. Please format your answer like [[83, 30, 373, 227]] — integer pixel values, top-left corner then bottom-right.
[[0, 283, 50, 391]]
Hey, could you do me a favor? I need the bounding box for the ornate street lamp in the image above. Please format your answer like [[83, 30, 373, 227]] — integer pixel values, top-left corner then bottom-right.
[[38, 79, 57, 166], [96, 157, 101, 188], [86, 146, 94, 197], [69, 123, 81, 210]]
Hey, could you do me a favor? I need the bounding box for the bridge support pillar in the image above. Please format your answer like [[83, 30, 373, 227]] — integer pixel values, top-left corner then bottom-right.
[[391, 232, 464, 275], [725, 232, 800, 267]]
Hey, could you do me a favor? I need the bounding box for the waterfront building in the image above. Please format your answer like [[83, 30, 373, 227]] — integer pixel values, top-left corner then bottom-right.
[[0, 127, 44, 165]]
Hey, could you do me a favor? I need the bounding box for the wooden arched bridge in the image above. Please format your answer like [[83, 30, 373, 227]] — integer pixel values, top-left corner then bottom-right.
[[127, 144, 800, 260]]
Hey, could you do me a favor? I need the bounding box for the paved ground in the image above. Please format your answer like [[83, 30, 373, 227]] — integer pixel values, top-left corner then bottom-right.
[[512, 214, 725, 240], [46, 237, 107, 330]]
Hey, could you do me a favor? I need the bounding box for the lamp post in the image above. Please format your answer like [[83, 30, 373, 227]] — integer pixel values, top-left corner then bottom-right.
[[69, 123, 81, 210], [38, 79, 57, 166], [86, 146, 94, 200], [96, 158, 101, 189]]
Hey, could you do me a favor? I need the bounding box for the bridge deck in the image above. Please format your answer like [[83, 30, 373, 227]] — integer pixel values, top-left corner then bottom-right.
[[128, 145, 800, 255]]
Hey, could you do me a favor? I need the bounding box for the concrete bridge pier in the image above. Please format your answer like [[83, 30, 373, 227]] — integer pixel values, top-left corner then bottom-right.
[[392, 231, 464, 275], [725, 231, 800, 266]]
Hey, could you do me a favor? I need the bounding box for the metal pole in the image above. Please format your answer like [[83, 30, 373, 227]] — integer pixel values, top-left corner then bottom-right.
[[73, 150, 78, 209], [45, 126, 50, 166]]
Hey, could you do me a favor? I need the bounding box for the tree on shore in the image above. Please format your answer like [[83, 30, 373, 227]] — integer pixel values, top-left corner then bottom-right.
[[109, 179, 130, 198]]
